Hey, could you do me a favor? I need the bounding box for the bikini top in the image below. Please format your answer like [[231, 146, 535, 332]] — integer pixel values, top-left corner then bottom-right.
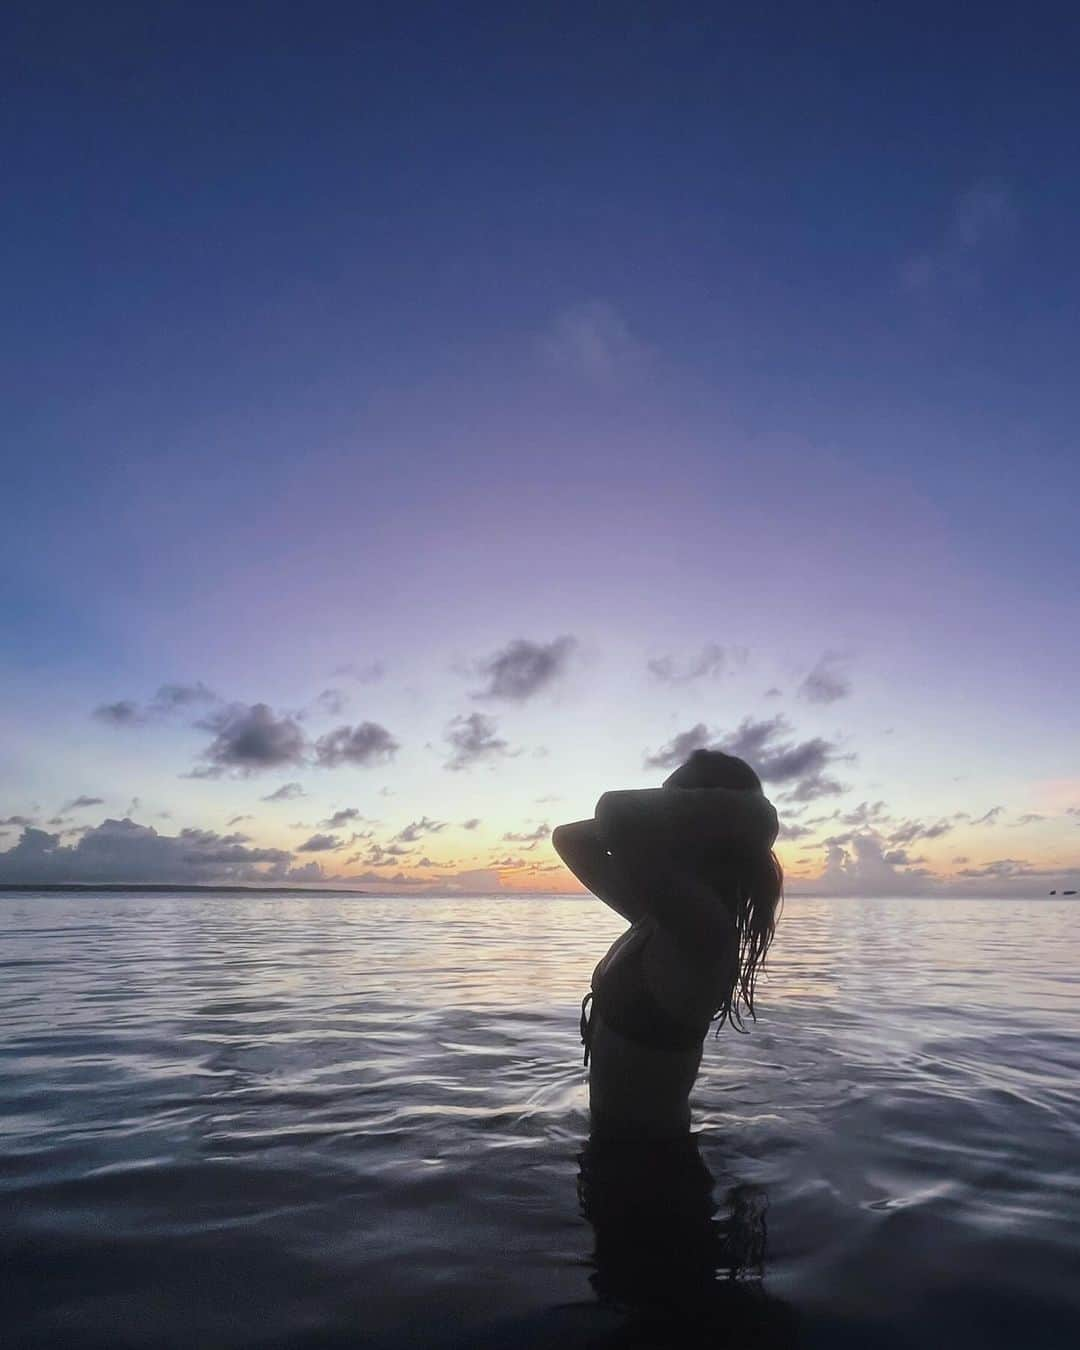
[[580, 929, 713, 1066]]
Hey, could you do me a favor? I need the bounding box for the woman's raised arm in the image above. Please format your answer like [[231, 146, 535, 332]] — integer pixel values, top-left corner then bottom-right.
[[551, 818, 648, 923]]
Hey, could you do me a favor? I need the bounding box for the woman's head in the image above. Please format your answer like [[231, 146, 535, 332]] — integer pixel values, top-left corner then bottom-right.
[[664, 748, 783, 1034], [662, 747, 763, 794]]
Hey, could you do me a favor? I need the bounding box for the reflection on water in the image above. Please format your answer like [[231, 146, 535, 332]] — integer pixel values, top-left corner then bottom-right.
[[1, 892, 1079, 1348], [579, 1134, 799, 1347]]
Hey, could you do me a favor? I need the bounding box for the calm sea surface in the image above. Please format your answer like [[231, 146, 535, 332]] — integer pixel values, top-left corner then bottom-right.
[[2, 892, 1078, 1349]]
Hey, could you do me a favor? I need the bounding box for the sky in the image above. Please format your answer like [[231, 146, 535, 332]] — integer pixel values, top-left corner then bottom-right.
[[2, 3, 1079, 896]]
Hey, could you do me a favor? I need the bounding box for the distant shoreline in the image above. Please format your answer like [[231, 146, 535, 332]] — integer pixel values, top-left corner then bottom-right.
[[0, 882, 371, 896], [0, 884, 1073, 900]]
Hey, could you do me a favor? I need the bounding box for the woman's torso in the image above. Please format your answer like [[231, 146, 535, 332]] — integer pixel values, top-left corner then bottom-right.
[[585, 916, 731, 1140]]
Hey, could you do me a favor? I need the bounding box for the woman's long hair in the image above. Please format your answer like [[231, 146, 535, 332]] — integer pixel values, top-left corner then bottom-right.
[[663, 749, 784, 1034]]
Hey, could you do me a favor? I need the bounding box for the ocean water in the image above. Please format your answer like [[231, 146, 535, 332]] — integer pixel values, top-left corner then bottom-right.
[[1, 891, 1078, 1349]]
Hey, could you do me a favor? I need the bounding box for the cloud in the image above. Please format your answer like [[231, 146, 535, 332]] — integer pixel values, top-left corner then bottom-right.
[[643, 715, 849, 804], [647, 644, 747, 684], [901, 181, 1015, 292], [763, 686, 783, 699], [322, 807, 362, 829], [283, 861, 330, 883], [444, 713, 512, 771], [840, 800, 888, 827], [62, 796, 105, 811], [93, 700, 144, 726], [94, 682, 219, 727], [393, 816, 446, 843], [955, 858, 1037, 879], [642, 723, 713, 769], [332, 660, 386, 684], [971, 806, 1005, 827], [363, 842, 414, 866], [194, 703, 307, 776], [888, 817, 954, 846], [262, 782, 305, 802], [227, 814, 254, 826], [314, 722, 400, 768], [1013, 813, 1047, 826], [501, 823, 551, 850], [0, 815, 36, 827], [471, 636, 576, 702], [720, 717, 845, 789], [462, 817, 481, 831], [315, 688, 348, 717], [539, 300, 648, 383], [0, 819, 292, 885], [150, 682, 219, 713], [297, 833, 342, 853], [798, 654, 851, 705]]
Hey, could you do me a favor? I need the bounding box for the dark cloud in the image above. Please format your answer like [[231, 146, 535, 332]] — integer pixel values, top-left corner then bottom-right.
[[888, 818, 954, 846], [94, 682, 219, 726], [0, 815, 36, 827], [197, 703, 307, 776], [798, 655, 851, 705], [462, 818, 481, 831], [1013, 813, 1047, 826], [393, 816, 445, 843], [0, 819, 292, 885], [150, 682, 219, 713], [643, 715, 849, 804], [782, 775, 845, 803], [297, 833, 341, 853], [647, 644, 746, 684], [764, 686, 783, 699], [63, 795, 105, 811], [720, 716, 845, 789], [93, 700, 144, 726], [227, 814, 254, 826], [642, 723, 713, 769], [444, 713, 512, 771], [840, 801, 888, 827], [472, 637, 576, 702], [322, 807, 362, 829], [363, 842, 413, 866], [314, 722, 399, 768], [501, 823, 551, 850], [971, 806, 1005, 826], [262, 782, 305, 802]]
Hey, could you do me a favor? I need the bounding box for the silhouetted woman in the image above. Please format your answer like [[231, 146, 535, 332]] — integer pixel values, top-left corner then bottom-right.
[[553, 749, 782, 1141]]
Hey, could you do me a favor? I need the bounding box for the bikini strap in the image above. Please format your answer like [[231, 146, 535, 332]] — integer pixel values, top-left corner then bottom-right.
[[580, 991, 594, 1067]]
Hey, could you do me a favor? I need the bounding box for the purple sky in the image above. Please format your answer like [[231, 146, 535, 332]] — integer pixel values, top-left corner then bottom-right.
[[2, 6, 1078, 894]]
